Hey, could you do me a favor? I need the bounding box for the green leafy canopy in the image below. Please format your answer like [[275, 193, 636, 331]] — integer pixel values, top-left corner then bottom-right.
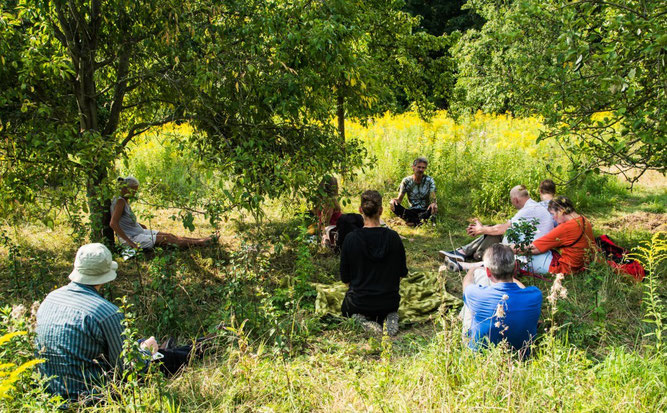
[[453, 0, 666, 183], [0, 0, 451, 237]]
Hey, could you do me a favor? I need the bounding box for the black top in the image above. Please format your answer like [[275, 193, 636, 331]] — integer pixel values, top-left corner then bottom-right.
[[340, 227, 408, 313]]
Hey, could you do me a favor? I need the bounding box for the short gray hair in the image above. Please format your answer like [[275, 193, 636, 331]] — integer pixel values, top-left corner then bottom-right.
[[118, 176, 139, 187], [413, 157, 428, 166], [483, 244, 515, 281], [510, 184, 529, 199]]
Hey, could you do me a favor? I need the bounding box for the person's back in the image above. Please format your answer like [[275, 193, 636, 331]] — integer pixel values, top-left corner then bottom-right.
[[36, 282, 124, 400], [464, 282, 542, 354], [341, 227, 407, 312]]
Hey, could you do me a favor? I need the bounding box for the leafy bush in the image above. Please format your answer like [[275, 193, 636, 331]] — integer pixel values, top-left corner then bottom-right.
[[121, 125, 209, 203]]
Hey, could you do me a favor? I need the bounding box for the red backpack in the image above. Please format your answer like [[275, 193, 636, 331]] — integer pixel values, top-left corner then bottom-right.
[[595, 235, 646, 282]]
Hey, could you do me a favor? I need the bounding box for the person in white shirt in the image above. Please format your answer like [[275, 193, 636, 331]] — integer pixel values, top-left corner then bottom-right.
[[439, 185, 553, 273]]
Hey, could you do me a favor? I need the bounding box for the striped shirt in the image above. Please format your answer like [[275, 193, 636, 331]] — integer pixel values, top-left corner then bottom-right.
[[35, 282, 124, 400]]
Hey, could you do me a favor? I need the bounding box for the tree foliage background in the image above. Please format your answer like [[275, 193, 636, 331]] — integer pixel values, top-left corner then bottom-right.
[[453, 0, 666, 182], [0, 0, 456, 239], [0, 0, 665, 239]]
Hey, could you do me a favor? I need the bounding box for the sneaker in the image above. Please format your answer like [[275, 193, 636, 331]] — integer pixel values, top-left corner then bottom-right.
[[439, 250, 465, 262], [443, 256, 463, 272], [351, 314, 383, 335], [385, 312, 399, 337]]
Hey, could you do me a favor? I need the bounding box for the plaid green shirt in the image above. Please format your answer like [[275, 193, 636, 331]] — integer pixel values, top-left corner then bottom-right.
[[35, 282, 124, 400]]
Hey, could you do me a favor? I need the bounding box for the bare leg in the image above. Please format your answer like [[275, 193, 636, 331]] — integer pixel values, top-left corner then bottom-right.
[[155, 233, 213, 248], [181, 236, 208, 242], [180, 230, 219, 244], [459, 261, 484, 271]]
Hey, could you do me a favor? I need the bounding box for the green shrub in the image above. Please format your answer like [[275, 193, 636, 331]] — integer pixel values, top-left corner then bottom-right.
[[0, 305, 62, 411]]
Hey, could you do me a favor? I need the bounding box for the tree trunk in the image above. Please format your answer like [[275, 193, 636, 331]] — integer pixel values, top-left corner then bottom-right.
[[337, 92, 345, 143], [53, 2, 119, 248], [337, 91, 346, 175], [86, 165, 115, 246]]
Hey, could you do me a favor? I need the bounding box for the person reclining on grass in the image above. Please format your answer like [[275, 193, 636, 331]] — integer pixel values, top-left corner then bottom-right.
[[340, 190, 408, 336], [110, 176, 215, 249], [462, 244, 542, 358], [389, 157, 438, 226], [512, 196, 595, 275], [538, 179, 558, 227], [35, 243, 210, 403], [439, 185, 553, 273]]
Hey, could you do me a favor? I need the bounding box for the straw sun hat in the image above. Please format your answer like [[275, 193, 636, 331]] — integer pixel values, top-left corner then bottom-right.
[[69, 243, 118, 285]]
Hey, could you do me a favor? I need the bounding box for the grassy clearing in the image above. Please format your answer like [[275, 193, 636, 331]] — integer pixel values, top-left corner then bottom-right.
[[1, 111, 666, 411]]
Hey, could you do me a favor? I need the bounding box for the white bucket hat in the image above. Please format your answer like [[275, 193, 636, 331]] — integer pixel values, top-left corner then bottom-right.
[[69, 243, 118, 285]]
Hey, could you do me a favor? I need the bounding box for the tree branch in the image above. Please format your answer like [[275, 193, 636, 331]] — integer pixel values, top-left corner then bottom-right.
[[102, 46, 132, 137], [118, 115, 185, 151]]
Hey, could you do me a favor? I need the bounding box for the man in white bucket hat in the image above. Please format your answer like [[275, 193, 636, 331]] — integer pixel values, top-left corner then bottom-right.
[[35, 243, 160, 401]]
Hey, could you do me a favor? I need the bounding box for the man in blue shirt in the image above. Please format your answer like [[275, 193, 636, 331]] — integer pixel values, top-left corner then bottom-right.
[[35, 243, 161, 401], [462, 244, 542, 357]]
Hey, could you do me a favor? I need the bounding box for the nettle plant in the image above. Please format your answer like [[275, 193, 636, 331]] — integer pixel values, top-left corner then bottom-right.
[[505, 218, 538, 253], [505, 218, 538, 272]]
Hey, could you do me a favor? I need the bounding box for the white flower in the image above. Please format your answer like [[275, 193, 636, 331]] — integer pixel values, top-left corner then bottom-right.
[[494, 303, 506, 318], [11, 304, 26, 320], [548, 273, 568, 306]]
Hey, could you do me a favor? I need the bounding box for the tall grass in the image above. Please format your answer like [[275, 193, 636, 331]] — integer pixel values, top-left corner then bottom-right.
[[0, 111, 664, 411], [117, 111, 629, 222], [345, 110, 627, 219], [143, 316, 666, 411]]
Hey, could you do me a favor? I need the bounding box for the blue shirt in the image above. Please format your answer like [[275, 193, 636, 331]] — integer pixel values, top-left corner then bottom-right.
[[463, 282, 542, 355], [35, 282, 125, 400]]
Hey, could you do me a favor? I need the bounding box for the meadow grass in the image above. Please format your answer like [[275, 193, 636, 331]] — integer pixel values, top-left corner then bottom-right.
[[1, 111, 665, 411]]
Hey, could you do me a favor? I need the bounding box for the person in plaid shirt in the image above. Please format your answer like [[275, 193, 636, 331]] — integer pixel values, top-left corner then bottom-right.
[[389, 157, 438, 226]]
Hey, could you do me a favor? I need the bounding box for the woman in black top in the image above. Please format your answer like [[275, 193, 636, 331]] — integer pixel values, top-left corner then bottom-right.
[[340, 190, 408, 336]]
